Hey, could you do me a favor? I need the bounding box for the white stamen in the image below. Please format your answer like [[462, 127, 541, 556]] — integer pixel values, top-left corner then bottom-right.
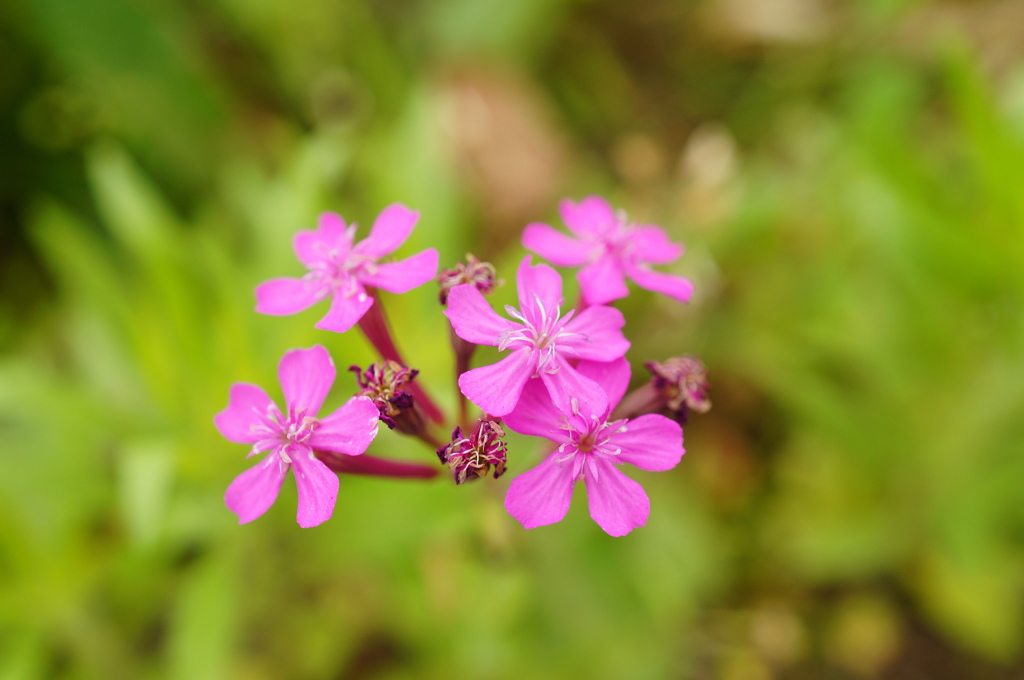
[[496, 295, 583, 375]]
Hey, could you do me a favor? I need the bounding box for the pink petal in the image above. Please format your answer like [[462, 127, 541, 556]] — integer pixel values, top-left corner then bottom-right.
[[521, 223, 596, 267], [539, 354, 608, 419], [255, 277, 329, 315], [504, 454, 576, 529], [354, 203, 419, 257], [576, 358, 632, 412], [308, 396, 380, 455], [585, 460, 650, 536], [319, 211, 348, 239], [224, 454, 288, 524], [577, 255, 629, 305], [314, 286, 374, 333], [629, 225, 683, 265], [444, 284, 513, 346], [516, 256, 563, 322], [612, 414, 684, 471], [458, 348, 536, 416], [290, 446, 339, 528], [293, 232, 324, 268], [503, 378, 570, 441], [214, 383, 275, 444], [293, 212, 348, 267], [625, 264, 694, 303], [279, 345, 335, 417], [359, 248, 438, 294], [559, 196, 617, 237], [561, 305, 630, 362]]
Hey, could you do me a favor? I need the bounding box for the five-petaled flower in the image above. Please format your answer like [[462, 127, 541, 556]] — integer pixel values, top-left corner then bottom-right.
[[522, 195, 694, 305], [502, 357, 685, 536], [255, 204, 439, 333], [444, 256, 630, 417], [214, 345, 381, 527]]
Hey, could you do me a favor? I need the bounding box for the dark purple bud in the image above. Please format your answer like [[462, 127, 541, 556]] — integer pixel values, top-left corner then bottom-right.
[[437, 254, 499, 305], [436, 419, 508, 485]]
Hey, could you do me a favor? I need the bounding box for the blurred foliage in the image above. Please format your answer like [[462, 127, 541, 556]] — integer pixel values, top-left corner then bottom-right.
[[2, 0, 1024, 678]]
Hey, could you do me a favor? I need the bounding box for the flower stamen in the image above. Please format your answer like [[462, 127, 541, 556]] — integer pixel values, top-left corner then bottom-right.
[[496, 295, 583, 375]]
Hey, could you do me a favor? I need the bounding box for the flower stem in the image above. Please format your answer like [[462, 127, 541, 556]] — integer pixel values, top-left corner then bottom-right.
[[390, 404, 448, 450], [315, 451, 439, 479], [449, 326, 476, 431], [420, 427, 448, 452], [357, 290, 446, 424]]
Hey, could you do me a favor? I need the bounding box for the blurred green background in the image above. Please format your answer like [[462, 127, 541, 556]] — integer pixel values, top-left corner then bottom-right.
[[2, 0, 1024, 678]]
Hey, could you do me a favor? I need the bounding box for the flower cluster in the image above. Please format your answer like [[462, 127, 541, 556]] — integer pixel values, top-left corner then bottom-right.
[[215, 196, 709, 535]]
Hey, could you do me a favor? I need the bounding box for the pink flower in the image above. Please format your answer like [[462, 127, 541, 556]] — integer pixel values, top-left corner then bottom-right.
[[444, 256, 630, 417], [214, 345, 380, 527], [522, 196, 694, 305], [503, 357, 684, 536], [255, 204, 439, 333]]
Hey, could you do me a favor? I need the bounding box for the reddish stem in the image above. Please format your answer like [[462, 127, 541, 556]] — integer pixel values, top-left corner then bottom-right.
[[357, 292, 446, 424], [392, 407, 448, 450], [315, 451, 439, 479], [449, 326, 476, 432], [357, 292, 403, 360]]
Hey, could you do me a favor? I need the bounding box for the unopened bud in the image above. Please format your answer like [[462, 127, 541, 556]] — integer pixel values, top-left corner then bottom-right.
[[612, 355, 711, 423], [350, 361, 422, 432], [438, 254, 499, 305], [436, 419, 508, 485], [646, 356, 711, 419]]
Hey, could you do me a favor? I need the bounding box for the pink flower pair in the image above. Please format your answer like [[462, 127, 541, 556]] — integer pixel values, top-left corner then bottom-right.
[[445, 254, 684, 535], [217, 203, 439, 527]]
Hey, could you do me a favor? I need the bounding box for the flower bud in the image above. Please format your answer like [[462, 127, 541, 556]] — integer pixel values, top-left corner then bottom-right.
[[612, 355, 711, 423], [436, 419, 508, 485], [646, 356, 711, 420], [350, 361, 423, 432], [437, 254, 499, 305]]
